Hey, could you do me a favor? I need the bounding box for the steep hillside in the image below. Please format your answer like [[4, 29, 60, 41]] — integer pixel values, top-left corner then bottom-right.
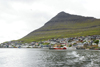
[[20, 11, 100, 42]]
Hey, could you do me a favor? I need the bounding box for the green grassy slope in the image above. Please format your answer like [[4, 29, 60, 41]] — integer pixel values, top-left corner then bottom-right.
[[20, 19, 100, 42], [19, 12, 100, 42]]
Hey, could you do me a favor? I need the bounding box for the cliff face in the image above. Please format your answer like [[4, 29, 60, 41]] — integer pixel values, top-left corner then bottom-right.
[[20, 11, 100, 42]]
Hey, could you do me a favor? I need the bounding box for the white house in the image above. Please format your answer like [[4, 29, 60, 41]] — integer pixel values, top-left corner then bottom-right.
[[50, 41, 57, 45], [9, 45, 13, 48], [77, 43, 84, 47], [98, 40, 100, 47], [92, 43, 97, 45]]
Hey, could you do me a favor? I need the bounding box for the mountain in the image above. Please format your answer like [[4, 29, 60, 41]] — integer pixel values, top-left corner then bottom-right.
[[20, 11, 100, 42]]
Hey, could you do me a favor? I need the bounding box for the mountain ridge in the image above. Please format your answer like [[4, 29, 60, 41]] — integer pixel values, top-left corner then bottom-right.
[[46, 11, 95, 23]]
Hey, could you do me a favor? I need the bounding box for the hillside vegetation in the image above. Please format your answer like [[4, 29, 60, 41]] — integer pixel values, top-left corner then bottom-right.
[[20, 12, 100, 42]]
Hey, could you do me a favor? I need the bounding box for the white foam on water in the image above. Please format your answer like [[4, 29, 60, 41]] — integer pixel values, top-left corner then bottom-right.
[[71, 51, 79, 57], [79, 56, 85, 60], [86, 61, 94, 67]]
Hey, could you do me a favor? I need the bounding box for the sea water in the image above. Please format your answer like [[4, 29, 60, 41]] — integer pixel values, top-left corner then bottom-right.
[[0, 48, 100, 67]]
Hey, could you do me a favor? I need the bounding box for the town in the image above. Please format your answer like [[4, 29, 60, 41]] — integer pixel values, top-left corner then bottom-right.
[[0, 35, 100, 50]]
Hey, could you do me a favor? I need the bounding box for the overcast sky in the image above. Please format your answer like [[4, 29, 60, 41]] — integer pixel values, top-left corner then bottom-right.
[[0, 0, 100, 43]]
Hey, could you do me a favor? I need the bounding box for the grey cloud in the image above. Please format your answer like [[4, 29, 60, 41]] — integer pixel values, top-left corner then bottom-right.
[[0, 0, 100, 43]]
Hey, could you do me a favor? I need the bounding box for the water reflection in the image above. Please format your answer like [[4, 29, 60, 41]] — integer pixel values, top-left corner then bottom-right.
[[0, 49, 100, 67]]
